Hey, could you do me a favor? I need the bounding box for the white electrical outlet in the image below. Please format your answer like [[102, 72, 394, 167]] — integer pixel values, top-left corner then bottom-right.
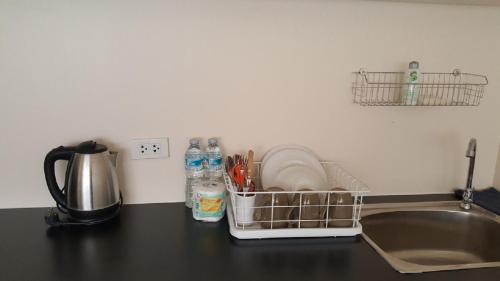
[[131, 138, 169, 160]]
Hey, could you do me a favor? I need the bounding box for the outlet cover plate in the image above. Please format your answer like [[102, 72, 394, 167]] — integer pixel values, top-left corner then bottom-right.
[[131, 138, 169, 160]]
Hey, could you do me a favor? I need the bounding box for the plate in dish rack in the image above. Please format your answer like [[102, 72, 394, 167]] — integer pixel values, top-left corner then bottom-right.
[[263, 164, 328, 191], [261, 144, 318, 168], [261, 146, 327, 190]]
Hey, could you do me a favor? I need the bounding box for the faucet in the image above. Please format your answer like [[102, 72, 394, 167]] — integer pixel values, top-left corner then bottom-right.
[[460, 138, 477, 210]]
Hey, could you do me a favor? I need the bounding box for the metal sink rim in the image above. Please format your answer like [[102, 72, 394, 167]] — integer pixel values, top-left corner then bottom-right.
[[361, 201, 500, 273]]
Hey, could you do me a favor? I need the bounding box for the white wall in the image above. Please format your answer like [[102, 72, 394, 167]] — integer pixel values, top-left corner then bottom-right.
[[1, 0, 499, 208]]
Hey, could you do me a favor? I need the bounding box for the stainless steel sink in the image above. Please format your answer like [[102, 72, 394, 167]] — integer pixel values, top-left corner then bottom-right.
[[361, 201, 500, 273]]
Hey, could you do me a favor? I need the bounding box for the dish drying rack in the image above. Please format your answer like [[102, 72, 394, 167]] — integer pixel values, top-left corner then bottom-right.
[[224, 162, 369, 239], [352, 69, 488, 106]]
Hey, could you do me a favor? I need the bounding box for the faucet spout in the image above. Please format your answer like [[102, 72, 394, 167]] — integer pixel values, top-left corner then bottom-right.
[[466, 138, 477, 158], [461, 138, 476, 210]]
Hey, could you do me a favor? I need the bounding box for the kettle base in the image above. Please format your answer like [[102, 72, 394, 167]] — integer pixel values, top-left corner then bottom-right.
[[67, 203, 121, 223]]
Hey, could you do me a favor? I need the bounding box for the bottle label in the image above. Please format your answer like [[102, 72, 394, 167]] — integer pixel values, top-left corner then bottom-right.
[[409, 71, 418, 82], [185, 158, 203, 171], [208, 157, 222, 167], [207, 152, 222, 172]]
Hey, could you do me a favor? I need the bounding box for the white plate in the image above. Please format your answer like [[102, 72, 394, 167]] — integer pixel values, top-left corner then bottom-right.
[[261, 144, 317, 170], [263, 164, 327, 191], [261, 144, 321, 180], [261, 147, 327, 190]]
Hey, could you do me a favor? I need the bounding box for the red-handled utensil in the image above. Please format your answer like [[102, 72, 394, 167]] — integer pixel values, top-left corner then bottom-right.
[[233, 164, 245, 192]]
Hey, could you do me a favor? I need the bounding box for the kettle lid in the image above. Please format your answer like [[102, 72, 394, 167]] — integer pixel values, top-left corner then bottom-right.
[[75, 140, 108, 154]]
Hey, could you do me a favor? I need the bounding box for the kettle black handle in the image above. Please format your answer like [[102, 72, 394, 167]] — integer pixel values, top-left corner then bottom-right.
[[44, 146, 76, 208]]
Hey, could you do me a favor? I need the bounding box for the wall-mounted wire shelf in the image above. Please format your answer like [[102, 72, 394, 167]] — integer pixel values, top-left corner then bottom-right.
[[352, 69, 488, 106]]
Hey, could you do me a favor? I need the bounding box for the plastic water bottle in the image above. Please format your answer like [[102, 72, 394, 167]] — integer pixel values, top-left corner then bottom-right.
[[205, 138, 223, 179], [185, 139, 204, 208], [401, 61, 420, 105]]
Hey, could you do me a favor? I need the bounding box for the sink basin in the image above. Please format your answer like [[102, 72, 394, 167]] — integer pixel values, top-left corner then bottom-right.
[[361, 201, 500, 273]]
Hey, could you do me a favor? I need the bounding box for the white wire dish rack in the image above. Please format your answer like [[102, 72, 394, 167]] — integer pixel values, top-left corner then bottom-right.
[[352, 69, 488, 106], [224, 162, 369, 239]]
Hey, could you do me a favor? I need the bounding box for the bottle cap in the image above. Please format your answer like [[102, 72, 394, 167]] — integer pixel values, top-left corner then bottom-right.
[[409, 61, 419, 69], [189, 138, 200, 145], [208, 138, 217, 145]]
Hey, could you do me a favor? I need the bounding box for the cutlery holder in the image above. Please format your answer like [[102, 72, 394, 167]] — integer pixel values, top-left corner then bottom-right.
[[224, 162, 369, 239], [234, 194, 256, 226]]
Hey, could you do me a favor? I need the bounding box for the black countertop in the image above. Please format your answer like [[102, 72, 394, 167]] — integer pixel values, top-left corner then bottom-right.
[[1, 195, 499, 281]]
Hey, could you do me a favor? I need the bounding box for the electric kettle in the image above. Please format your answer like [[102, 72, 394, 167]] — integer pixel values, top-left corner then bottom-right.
[[44, 140, 121, 224]]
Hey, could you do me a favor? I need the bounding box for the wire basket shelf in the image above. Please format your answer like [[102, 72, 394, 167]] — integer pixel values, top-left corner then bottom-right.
[[224, 162, 369, 239], [352, 69, 488, 106]]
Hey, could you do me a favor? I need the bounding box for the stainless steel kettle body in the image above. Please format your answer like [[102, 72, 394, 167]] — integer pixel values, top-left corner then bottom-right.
[[44, 141, 121, 222]]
